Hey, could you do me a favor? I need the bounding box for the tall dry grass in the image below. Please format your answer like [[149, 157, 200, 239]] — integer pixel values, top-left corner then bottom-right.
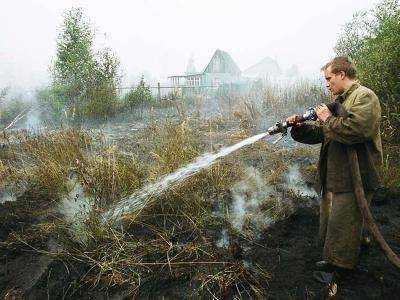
[[1, 82, 321, 298]]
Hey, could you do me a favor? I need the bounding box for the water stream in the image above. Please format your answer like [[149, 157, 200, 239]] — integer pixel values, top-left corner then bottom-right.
[[103, 131, 271, 222]]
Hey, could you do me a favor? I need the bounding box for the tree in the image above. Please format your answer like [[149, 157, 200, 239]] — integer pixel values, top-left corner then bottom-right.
[[125, 76, 153, 110], [335, 0, 400, 141], [49, 7, 121, 120], [84, 48, 121, 118], [53, 7, 95, 110]]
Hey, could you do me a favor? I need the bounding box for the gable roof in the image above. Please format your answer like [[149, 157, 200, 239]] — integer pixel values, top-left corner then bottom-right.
[[243, 56, 281, 78], [203, 49, 241, 75]]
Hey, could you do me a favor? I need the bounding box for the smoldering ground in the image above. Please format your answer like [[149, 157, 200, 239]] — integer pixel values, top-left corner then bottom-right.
[[2, 81, 400, 299], [0, 82, 326, 298]]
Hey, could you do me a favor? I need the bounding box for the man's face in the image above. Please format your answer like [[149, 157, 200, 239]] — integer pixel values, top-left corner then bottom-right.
[[324, 66, 346, 95]]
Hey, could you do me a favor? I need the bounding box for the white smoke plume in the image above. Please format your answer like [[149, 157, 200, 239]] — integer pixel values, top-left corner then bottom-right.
[[229, 167, 274, 232], [58, 180, 93, 244], [284, 164, 317, 198]]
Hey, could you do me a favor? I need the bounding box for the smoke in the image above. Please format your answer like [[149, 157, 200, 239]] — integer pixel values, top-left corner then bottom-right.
[[284, 164, 317, 198], [224, 162, 317, 236], [229, 167, 274, 232], [25, 108, 42, 132], [90, 120, 147, 145], [0, 189, 17, 204], [216, 229, 229, 249], [57, 179, 93, 244]]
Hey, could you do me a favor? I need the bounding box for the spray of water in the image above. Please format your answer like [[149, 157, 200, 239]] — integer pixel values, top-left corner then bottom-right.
[[103, 131, 270, 222]]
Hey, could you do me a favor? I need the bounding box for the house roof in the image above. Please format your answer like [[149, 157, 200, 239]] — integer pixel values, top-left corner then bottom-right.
[[168, 49, 241, 78], [203, 49, 241, 75], [243, 56, 281, 77]]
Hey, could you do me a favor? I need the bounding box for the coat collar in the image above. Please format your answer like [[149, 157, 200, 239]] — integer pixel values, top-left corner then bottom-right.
[[336, 82, 360, 103]]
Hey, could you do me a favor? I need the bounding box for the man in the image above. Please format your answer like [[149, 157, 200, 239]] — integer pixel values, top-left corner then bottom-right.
[[287, 56, 383, 279]]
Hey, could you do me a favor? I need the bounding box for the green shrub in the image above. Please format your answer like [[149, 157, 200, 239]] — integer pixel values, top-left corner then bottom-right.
[[124, 76, 153, 109], [335, 0, 400, 189], [335, 0, 400, 142]]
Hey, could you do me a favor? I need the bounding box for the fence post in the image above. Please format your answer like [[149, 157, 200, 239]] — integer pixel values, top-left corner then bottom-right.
[[157, 82, 161, 101]]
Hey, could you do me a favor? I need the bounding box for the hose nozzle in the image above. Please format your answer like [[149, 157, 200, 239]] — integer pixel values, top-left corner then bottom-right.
[[267, 107, 317, 135]]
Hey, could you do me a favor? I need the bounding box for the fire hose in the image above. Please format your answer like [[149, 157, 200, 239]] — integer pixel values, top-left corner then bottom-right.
[[347, 147, 400, 268], [267, 104, 400, 269]]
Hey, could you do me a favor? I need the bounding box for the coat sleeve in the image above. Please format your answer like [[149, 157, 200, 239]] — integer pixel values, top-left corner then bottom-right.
[[322, 92, 380, 145], [290, 121, 324, 144]]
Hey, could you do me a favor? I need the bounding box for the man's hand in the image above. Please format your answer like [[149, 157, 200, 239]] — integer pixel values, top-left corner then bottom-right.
[[286, 114, 301, 125], [316, 104, 332, 122]]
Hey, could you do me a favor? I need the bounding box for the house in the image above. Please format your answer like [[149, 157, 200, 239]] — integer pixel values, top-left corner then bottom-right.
[[168, 49, 243, 87], [242, 56, 281, 79], [243, 56, 301, 82]]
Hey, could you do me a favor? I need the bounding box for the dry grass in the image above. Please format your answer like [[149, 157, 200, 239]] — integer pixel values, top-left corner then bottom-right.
[[3, 129, 89, 206], [260, 79, 328, 119], [1, 82, 323, 298], [382, 143, 400, 190]]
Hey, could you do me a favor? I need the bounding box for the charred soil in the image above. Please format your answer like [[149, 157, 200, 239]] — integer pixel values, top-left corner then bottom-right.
[[250, 189, 400, 299], [1, 189, 399, 299]]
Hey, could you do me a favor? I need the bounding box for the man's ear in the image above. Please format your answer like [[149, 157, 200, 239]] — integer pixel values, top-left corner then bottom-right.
[[340, 71, 346, 80]]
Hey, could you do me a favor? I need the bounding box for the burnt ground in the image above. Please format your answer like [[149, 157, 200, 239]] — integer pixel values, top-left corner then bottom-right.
[[249, 189, 400, 299], [0, 189, 399, 299]]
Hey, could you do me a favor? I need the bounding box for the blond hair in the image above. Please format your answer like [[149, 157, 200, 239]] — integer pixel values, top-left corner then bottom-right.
[[321, 56, 357, 79]]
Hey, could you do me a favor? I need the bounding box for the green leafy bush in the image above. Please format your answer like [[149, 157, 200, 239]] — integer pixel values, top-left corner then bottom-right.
[[124, 76, 153, 109], [335, 0, 400, 142], [335, 0, 400, 190]]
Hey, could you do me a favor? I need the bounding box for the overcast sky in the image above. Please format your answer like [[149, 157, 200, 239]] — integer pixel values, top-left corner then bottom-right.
[[1, 0, 379, 89]]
